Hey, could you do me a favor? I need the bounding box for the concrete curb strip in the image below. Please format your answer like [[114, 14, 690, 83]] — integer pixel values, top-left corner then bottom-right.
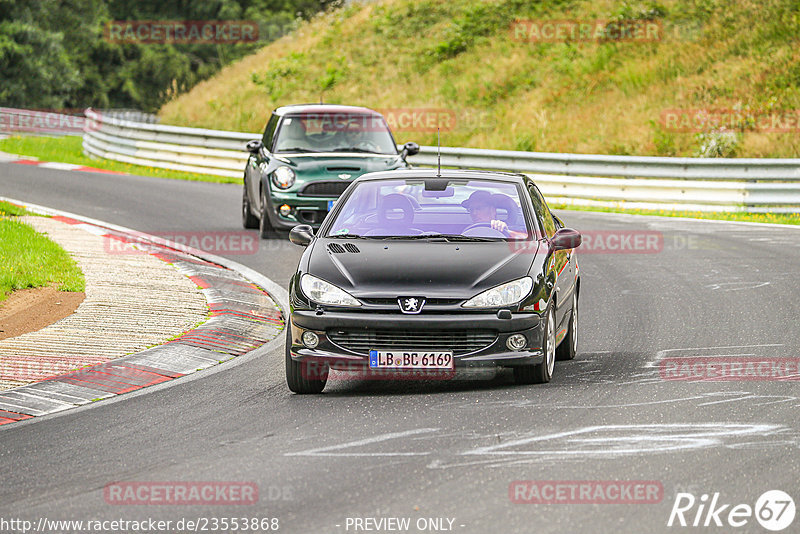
[[0, 197, 288, 427], [0, 216, 208, 390]]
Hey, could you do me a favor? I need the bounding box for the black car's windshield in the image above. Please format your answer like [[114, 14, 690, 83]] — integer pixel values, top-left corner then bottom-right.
[[273, 113, 397, 155], [326, 179, 532, 240]]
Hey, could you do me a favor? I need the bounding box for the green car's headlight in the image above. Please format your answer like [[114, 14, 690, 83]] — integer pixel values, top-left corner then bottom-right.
[[462, 276, 533, 309], [300, 274, 361, 307], [272, 166, 296, 189]]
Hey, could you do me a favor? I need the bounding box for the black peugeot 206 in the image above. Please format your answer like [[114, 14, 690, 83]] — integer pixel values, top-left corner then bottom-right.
[[284, 169, 582, 393]]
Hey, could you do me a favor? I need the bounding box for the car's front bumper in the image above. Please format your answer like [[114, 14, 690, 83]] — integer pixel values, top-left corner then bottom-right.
[[265, 191, 333, 229], [288, 309, 545, 372]]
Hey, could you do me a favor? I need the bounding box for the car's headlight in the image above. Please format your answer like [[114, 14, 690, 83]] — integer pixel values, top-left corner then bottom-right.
[[272, 166, 296, 189], [300, 274, 361, 307], [462, 276, 533, 309]]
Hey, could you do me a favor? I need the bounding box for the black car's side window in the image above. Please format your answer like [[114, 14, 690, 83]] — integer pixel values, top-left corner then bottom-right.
[[262, 114, 280, 151], [527, 183, 556, 238]]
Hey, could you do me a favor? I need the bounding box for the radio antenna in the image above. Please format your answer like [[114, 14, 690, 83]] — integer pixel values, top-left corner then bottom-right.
[[436, 128, 441, 177]]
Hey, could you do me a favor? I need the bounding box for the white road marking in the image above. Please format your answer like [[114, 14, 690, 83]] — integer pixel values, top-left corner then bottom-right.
[[704, 281, 771, 291], [462, 423, 779, 457], [74, 223, 108, 236], [285, 428, 439, 457], [37, 162, 83, 170], [425, 423, 794, 470], [643, 344, 784, 368]]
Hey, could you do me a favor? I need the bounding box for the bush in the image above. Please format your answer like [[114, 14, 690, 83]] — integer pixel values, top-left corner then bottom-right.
[[694, 128, 740, 158]]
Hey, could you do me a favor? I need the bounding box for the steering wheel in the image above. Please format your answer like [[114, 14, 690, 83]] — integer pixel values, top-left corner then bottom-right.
[[354, 140, 381, 152], [462, 222, 508, 237]]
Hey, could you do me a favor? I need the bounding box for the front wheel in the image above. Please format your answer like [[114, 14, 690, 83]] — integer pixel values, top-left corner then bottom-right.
[[514, 305, 555, 384], [556, 290, 578, 361], [285, 327, 327, 394]]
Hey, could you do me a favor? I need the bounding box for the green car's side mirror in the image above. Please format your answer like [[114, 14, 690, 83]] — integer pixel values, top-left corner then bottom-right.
[[401, 142, 420, 159], [246, 139, 263, 153]]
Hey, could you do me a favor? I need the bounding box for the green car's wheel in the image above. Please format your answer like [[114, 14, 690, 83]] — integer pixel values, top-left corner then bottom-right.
[[242, 185, 259, 229], [259, 188, 277, 239]]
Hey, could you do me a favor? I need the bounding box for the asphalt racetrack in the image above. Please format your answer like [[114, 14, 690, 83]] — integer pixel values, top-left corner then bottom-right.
[[1, 164, 799, 533]]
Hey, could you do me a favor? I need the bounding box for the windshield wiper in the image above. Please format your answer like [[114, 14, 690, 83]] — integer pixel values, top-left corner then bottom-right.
[[277, 147, 320, 153], [331, 147, 383, 154], [360, 234, 499, 242], [327, 234, 365, 239], [434, 234, 500, 242]]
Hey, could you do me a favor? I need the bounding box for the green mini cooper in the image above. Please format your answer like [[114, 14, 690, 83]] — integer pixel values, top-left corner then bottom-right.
[[242, 104, 419, 236]]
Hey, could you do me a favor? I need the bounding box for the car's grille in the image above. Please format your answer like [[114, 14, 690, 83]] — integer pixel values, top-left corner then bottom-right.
[[359, 298, 462, 306], [300, 181, 350, 197], [327, 329, 497, 356]]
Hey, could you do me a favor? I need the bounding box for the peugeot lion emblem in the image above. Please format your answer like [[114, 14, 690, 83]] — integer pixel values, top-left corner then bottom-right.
[[338, 173, 351, 180], [398, 297, 425, 314]]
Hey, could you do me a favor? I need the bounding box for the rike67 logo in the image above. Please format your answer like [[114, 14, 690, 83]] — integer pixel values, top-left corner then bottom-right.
[[668, 490, 795, 531]]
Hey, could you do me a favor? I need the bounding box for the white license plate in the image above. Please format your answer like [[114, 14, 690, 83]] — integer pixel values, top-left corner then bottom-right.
[[369, 350, 454, 369]]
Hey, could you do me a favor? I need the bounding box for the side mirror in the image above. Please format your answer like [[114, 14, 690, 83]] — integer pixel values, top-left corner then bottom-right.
[[289, 224, 315, 247], [246, 139, 263, 153], [400, 141, 420, 159], [550, 228, 582, 251]]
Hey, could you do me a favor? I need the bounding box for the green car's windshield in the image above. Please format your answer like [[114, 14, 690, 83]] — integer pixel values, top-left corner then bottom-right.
[[273, 113, 398, 155]]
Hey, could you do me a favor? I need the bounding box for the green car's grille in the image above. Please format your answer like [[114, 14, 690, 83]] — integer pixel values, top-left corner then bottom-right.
[[299, 181, 351, 197]]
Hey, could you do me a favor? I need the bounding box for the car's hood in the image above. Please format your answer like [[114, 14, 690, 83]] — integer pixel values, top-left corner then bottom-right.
[[274, 153, 403, 177], [306, 239, 540, 298]]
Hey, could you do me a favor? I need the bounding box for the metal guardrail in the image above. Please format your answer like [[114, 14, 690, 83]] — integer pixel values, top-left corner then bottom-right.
[[81, 108, 800, 212], [411, 146, 800, 181], [96, 109, 159, 124], [83, 108, 250, 178]]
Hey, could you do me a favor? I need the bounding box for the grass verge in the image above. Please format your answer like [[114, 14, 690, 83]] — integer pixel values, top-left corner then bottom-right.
[[552, 204, 800, 225], [0, 216, 86, 302], [0, 135, 239, 184], [0, 201, 31, 217]]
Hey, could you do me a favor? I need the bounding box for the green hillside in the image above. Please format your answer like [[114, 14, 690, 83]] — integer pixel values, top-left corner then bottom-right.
[[159, 0, 800, 158]]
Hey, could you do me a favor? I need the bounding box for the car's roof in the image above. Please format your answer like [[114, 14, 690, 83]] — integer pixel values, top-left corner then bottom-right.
[[274, 104, 383, 117], [354, 169, 528, 184]]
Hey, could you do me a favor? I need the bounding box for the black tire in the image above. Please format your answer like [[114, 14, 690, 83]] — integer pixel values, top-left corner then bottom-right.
[[259, 188, 277, 239], [242, 185, 259, 229], [514, 305, 555, 385], [556, 290, 578, 361], [285, 327, 327, 394]]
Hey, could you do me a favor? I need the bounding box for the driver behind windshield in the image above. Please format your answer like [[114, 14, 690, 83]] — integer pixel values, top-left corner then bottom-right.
[[461, 190, 526, 238]]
